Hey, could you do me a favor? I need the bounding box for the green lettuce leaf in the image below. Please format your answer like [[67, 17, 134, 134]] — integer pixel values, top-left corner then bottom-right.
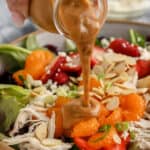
[[0, 44, 31, 71], [0, 85, 31, 133], [20, 34, 40, 50]]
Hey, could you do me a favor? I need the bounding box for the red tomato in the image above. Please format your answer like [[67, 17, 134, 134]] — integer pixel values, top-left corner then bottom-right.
[[74, 138, 95, 150]]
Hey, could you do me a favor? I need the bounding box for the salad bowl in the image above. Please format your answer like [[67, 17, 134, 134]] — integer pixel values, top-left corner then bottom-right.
[[0, 20, 150, 150], [12, 20, 150, 49]]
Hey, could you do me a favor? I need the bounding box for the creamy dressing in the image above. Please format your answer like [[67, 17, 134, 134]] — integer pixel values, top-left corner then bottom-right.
[[58, 0, 107, 105]]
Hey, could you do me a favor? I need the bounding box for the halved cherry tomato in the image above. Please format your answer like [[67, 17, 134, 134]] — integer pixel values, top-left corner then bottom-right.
[[109, 39, 140, 57], [74, 138, 95, 150], [61, 53, 81, 76], [41, 56, 66, 83], [136, 59, 150, 78]]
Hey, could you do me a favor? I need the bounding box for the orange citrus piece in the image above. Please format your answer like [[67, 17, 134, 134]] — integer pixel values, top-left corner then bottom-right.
[[104, 108, 122, 125], [71, 118, 99, 137], [88, 126, 117, 150], [55, 96, 70, 107], [120, 94, 145, 121], [13, 69, 29, 85]]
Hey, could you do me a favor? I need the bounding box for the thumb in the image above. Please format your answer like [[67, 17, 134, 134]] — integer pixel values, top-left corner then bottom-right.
[[11, 11, 26, 27]]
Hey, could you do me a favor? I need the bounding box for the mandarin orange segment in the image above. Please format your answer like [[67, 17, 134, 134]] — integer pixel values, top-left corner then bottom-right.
[[120, 94, 145, 121], [88, 127, 117, 150], [90, 76, 101, 90], [25, 50, 54, 69], [26, 64, 45, 79], [54, 108, 64, 138], [104, 108, 122, 125], [13, 69, 29, 85], [80, 76, 100, 91], [44, 50, 54, 64], [55, 96, 70, 107], [47, 107, 63, 138], [25, 50, 54, 79], [98, 104, 110, 126], [71, 118, 99, 137]]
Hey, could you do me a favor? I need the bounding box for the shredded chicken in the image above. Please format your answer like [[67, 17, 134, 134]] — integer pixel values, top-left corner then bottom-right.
[[130, 99, 150, 150], [4, 135, 72, 150]]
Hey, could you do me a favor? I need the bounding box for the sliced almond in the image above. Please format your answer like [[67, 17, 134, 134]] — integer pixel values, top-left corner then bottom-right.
[[105, 72, 117, 79], [127, 68, 136, 76], [90, 92, 102, 100], [106, 96, 120, 111], [106, 85, 135, 96], [99, 79, 105, 88], [93, 65, 104, 75], [114, 62, 127, 74], [114, 83, 134, 90], [92, 88, 105, 96], [106, 86, 121, 96], [113, 134, 121, 144], [105, 63, 115, 73], [112, 72, 129, 83], [35, 122, 48, 141], [103, 53, 125, 63]]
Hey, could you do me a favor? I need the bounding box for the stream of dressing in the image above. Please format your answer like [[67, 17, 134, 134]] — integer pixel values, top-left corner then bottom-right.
[[58, 0, 107, 129], [58, 0, 107, 106]]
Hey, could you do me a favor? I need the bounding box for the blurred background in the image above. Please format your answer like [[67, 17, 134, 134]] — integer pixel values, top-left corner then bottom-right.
[[0, 0, 150, 43]]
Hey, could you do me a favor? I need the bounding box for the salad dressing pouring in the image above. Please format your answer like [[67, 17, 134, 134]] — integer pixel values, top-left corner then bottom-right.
[[30, 0, 107, 129], [54, 0, 108, 128], [54, 0, 107, 107]]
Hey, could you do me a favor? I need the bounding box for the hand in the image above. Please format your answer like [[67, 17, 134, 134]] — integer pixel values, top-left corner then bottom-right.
[[6, 0, 29, 26]]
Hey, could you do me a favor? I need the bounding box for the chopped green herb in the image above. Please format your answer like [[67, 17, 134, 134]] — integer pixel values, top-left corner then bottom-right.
[[129, 29, 146, 47], [68, 91, 79, 98], [129, 131, 136, 140], [98, 73, 105, 80], [105, 82, 112, 90], [71, 85, 78, 91], [18, 75, 25, 82], [95, 38, 102, 46], [91, 125, 111, 143], [66, 49, 78, 54], [99, 125, 111, 132], [115, 122, 129, 132]]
